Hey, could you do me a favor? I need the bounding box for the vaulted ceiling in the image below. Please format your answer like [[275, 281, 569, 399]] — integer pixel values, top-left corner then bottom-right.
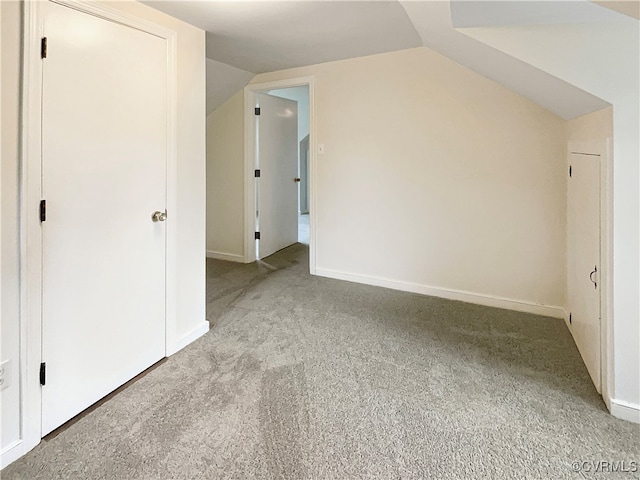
[[143, 1, 634, 116], [143, 1, 423, 73]]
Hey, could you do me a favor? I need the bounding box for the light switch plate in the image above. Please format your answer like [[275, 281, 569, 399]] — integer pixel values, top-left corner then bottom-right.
[[318, 143, 325, 155]]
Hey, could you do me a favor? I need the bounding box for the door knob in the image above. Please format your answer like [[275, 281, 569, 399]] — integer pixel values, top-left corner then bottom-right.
[[151, 210, 167, 222], [294, 177, 301, 183]]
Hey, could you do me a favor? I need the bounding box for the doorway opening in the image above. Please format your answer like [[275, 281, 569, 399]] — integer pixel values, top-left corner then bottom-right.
[[244, 78, 315, 273]]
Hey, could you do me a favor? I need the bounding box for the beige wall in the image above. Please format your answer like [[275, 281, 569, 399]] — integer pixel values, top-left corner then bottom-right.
[[206, 91, 245, 259], [567, 106, 613, 144], [242, 47, 568, 312], [1, 0, 22, 454], [463, 20, 639, 415], [2, 0, 206, 464]]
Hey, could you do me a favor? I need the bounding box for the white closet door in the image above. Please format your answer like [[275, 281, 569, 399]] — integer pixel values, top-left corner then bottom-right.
[[567, 153, 601, 392], [42, 2, 167, 434]]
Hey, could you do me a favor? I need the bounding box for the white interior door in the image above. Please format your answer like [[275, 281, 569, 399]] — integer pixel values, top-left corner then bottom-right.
[[41, 2, 167, 434], [257, 93, 298, 259], [567, 153, 601, 392]]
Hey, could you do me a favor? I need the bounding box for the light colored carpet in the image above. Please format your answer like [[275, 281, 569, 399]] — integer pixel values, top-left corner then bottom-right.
[[3, 244, 639, 479]]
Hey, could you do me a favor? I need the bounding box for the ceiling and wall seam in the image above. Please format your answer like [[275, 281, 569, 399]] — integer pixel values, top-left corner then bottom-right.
[[149, 0, 614, 120]]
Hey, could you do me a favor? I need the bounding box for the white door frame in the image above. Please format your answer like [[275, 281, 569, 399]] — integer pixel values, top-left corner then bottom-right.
[[19, 0, 178, 459], [567, 139, 613, 410], [243, 77, 316, 273]]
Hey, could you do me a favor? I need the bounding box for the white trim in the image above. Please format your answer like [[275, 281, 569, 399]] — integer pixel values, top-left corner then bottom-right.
[[243, 86, 254, 264], [49, 0, 173, 36], [206, 250, 244, 262], [602, 138, 614, 412], [163, 19, 179, 358], [1, 441, 25, 470], [166, 323, 210, 357], [610, 399, 640, 424], [243, 77, 317, 274], [20, 0, 179, 463], [315, 267, 566, 319], [21, 0, 45, 459]]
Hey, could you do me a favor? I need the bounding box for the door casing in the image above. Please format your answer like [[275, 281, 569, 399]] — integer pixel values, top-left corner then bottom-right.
[[19, 0, 178, 459], [244, 77, 316, 271]]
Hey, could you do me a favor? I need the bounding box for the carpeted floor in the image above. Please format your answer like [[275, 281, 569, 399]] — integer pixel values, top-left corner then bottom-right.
[[3, 244, 639, 479]]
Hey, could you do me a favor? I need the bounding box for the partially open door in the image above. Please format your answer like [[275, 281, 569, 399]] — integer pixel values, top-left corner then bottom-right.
[[256, 93, 298, 259]]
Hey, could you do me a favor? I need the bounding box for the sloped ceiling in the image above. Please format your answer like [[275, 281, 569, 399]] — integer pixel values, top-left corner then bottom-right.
[[143, 1, 422, 73], [206, 58, 254, 114], [145, 0, 624, 118], [592, 1, 640, 20], [400, 1, 610, 119], [450, 0, 625, 27]]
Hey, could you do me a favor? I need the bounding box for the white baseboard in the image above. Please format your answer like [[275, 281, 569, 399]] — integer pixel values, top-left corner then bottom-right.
[[610, 399, 640, 423], [206, 250, 244, 263], [315, 267, 565, 319], [167, 322, 209, 356], [1, 440, 24, 470]]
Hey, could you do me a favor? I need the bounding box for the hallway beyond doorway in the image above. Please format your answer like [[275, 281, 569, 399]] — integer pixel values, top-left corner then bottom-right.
[[298, 213, 309, 245]]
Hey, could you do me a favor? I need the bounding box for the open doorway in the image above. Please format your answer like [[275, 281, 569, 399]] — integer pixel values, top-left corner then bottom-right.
[[244, 78, 315, 272]]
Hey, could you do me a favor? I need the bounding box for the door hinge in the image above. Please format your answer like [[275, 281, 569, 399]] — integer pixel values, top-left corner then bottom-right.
[[254, 169, 261, 178], [254, 107, 261, 116], [39, 362, 46, 386], [255, 232, 260, 240], [569, 165, 572, 177], [569, 312, 572, 325], [40, 199, 47, 222], [41, 37, 47, 59]]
